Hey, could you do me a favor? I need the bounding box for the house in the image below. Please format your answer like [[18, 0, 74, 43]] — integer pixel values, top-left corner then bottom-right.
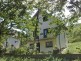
[[3, 30, 20, 49], [27, 10, 68, 53], [3, 20, 28, 49], [3, 36, 20, 49], [2, 9, 67, 53]]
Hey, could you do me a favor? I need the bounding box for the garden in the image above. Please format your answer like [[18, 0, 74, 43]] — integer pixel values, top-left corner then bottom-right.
[[0, 0, 81, 61]]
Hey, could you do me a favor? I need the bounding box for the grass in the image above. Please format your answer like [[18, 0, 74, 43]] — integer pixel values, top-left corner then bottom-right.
[[69, 42, 81, 53], [62, 41, 81, 54]]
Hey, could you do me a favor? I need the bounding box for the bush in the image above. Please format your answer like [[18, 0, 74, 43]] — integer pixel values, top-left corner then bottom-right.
[[1, 55, 81, 61], [0, 56, 63, 61]]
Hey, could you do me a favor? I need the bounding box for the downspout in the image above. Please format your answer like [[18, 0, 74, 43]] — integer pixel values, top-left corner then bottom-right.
[[58, 33, 61, 53]]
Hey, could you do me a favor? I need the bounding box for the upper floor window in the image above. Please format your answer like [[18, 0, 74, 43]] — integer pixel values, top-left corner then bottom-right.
[[43, 28, 51, 38], [43, 16, 48, 22], [43, 29, 48, 38]]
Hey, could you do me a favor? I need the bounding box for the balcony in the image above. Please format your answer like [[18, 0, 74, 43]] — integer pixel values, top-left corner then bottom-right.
[[47, 33, 53, 38], [39, 33, 53, 40]]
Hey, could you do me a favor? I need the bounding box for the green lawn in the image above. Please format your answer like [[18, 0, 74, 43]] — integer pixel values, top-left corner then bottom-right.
[[62, 42, 81, 54]]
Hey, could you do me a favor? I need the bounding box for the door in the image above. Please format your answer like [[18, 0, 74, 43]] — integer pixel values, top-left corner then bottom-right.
[[36, 42, 40, 52]]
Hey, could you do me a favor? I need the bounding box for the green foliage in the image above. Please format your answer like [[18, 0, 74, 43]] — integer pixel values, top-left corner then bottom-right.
[[0, 55, 81, 61], [0, 0, 28, 19], [15, 46, 29, 54], [68, 24, 81, 43], [43, 55, 62, 61], [0, 0, 36, 34], [0, 56, 63, 61], [0, 0, 81, 56], [0, 0, 37, 46], [62, 42, 81, 54], [50, 16, 67, 36]]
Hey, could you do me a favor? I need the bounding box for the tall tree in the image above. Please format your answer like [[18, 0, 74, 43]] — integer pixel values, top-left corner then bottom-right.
[[0, 0, 81, 44], [0, 0, 37, 45], [68, 24, 81, 43]]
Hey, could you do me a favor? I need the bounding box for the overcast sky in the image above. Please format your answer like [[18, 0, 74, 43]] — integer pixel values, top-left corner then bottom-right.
[[63, 0, 81, 23]]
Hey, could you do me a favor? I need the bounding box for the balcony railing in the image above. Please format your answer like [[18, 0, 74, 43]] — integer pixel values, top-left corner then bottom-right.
[[39, 33, 53, 40]]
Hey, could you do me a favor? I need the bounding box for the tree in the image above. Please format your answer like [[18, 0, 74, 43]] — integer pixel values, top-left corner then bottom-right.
[[0, 0, 79, 37], [0, 0, 81, 47], [68, 24, 81, 43], [0, 0, 36, 42]]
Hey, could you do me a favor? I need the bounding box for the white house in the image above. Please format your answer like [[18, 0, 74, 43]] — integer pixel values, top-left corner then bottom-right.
[[3, 36, 20, 49], [2, 9, 67, 53], [27, 11, 68, 53]]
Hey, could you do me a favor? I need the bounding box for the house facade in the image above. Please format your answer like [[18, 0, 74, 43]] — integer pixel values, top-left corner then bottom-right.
[[28, 13, 67, 53], [3, 29, 21, 50], [3, 9, 67, 53], [3, 36, 20, 49]]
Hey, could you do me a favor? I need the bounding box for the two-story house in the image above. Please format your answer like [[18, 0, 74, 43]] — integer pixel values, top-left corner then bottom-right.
[[27, 10, 68, 53], [3, 9, 67, 53]]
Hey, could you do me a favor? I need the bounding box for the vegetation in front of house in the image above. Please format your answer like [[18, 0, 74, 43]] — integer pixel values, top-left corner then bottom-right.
[[67, 24, 81, 43], [68, 42, 81, 54], [0, 56, 62, 61], [62, 42, 81, 54], [0, 1, 81, 61], [63, 24, 81, 54], [0, 55, 81, 61]]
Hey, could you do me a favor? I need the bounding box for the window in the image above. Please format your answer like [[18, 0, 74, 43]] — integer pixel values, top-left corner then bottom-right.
[[43, 28, 51, 38], [30, 44, 34, 49], [43, 16, 48, 22], [15, 41, 18, 43], [46, 41, 53, 48], [43, 29, 48, 38]]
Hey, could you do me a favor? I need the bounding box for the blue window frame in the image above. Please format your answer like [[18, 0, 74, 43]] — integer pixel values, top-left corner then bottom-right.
[[43, 29, 48, 38]]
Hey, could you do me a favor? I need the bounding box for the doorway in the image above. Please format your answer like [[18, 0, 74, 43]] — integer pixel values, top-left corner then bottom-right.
[[36, 42, 40, 52]]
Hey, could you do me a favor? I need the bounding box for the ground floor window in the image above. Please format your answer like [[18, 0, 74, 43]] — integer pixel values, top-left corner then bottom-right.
[[46, 41, 53, 48], [30, 44, 34, 49]]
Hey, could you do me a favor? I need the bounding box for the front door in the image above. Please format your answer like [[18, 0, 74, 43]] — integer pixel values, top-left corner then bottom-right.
[[36, 42, 40, 52]]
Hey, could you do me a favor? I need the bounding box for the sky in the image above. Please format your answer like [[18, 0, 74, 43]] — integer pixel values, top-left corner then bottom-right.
[[63, 0, 81, 23]]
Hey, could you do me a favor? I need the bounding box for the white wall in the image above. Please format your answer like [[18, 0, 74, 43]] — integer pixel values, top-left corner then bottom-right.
[[38, 14, 67, 51], [4, 37, 20, 48], [39, 39, 55, 53], [38, 15, 55, 39], [56, 33, 67, 49], [40, 46, 53, 53]]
